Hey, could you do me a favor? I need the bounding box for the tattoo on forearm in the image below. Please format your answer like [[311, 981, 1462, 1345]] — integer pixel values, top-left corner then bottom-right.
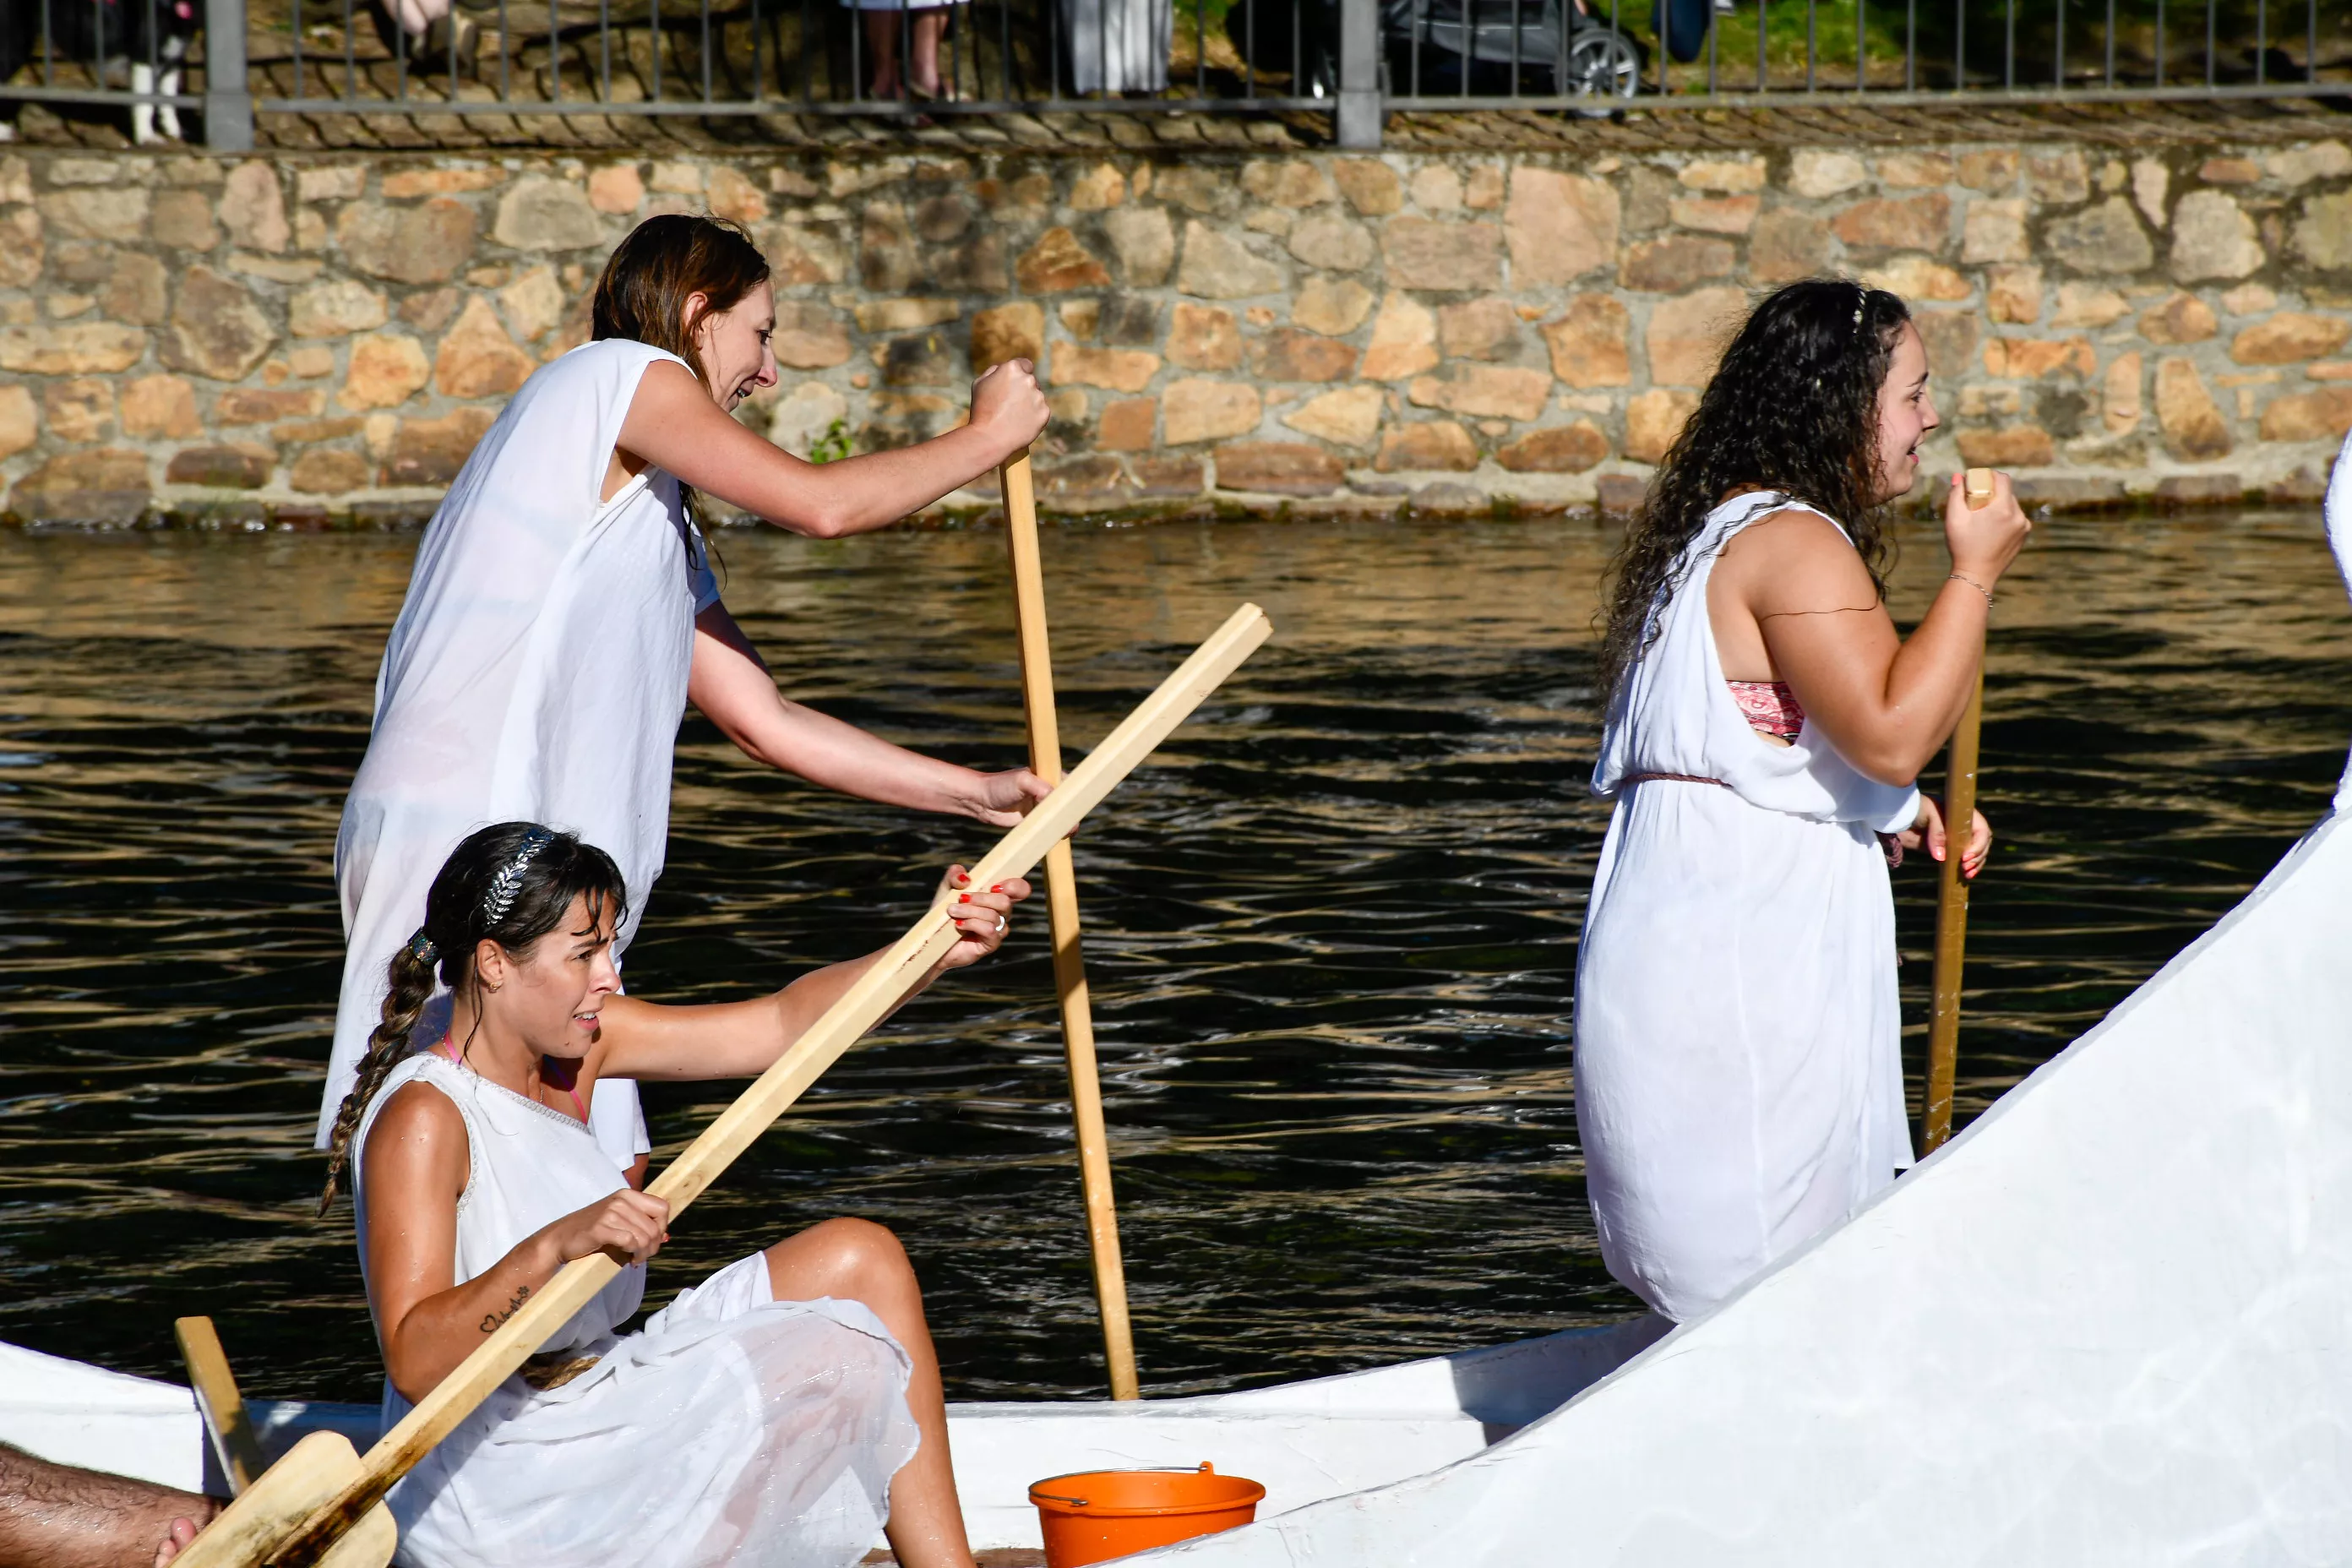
[[479, 1283, 532, 1334]]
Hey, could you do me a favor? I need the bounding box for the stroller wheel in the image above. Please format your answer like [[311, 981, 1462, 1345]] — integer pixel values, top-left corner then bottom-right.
[[1562, 26, 1642, 100]]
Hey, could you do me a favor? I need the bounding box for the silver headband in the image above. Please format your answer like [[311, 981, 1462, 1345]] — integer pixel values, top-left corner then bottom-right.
[[482, 829, 555, 926]]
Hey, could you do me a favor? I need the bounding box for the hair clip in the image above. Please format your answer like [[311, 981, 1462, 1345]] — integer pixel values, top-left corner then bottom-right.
[[408, 928, 438, 963], [482, 828, 556, 926]]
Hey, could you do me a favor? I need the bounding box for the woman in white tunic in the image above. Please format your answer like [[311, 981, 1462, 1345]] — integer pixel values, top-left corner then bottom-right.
[[318, 821, 1029, 1568], [1576, 280, 2030, 1323], [318, 215, 1052, 1184]]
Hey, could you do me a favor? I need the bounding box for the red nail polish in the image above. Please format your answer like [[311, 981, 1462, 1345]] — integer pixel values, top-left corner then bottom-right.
[[958, 893, 971, 902], [990, 884, 1004, 892]]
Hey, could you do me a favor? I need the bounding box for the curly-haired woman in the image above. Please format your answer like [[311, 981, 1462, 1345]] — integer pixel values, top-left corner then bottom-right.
[[317, 215, 1053, 1189], [317, 822, 1029, 1568], [1575, 279, 2033, 1324]]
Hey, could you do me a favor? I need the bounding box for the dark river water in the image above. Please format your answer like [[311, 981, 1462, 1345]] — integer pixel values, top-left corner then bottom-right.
[[1, 510, 2346, 1406]]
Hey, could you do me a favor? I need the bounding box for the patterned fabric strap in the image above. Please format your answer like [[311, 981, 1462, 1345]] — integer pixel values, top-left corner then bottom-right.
[[1727, 678, 1805, 740]]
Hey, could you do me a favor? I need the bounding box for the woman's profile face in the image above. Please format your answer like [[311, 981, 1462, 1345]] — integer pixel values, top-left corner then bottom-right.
[[690, 283, 781, 412], [1870, 321, 1938, 504], [483, 893, 620, 1062]]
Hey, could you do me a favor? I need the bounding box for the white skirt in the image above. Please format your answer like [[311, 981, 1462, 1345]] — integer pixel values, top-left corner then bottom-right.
[[388, 1255, 919, 1568]]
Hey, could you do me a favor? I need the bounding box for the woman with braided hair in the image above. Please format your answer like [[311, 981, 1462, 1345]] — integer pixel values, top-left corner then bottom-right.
[[318, 821, 1027, 1568], [318, 212, 1053, 1190], [1572, 279, 2033, 1324]]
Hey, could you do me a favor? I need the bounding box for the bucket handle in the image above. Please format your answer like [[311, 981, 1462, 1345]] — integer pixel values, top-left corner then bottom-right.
[[1032, 1462, 1217, 1509]]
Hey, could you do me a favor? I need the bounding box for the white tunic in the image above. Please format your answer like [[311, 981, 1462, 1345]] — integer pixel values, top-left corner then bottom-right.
[[318, 339, 721, 1168], [353, 1052, 918, 1568], [1575, 493, 1922, 1324]]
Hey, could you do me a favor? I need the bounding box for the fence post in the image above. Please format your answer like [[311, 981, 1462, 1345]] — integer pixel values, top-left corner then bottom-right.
[[203, 0, 254, 152], [1336, 0, 1380, 149]]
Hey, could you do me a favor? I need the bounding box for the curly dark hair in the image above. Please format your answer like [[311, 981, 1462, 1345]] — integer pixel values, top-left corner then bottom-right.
[[1596, 279, 1914, 704]]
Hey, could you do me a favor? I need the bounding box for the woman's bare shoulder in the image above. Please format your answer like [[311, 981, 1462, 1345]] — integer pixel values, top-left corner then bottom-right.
[[1715, 506, 1877, 612], [362, 1077, 470, 1182]]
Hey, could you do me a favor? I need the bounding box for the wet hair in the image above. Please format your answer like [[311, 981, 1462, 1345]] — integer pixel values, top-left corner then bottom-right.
[[318, 823, 628, 1215], [591, 213, 770, 389], [1596, 278, 1914, 705]]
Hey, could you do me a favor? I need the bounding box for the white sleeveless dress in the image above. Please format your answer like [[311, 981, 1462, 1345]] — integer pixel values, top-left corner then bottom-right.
[[1575, 493, 1924, 1324], [353, 1053, 919, 1568], [319, 338, 723, 1172]]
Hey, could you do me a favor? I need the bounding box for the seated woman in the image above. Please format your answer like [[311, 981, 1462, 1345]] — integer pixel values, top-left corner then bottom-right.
[[1575, 278, 2031, 1325], [316, 821, 1028, 1568]]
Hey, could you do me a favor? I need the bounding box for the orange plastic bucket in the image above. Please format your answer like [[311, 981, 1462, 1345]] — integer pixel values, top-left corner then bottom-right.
[[1028, 1462, 1267, 1567]]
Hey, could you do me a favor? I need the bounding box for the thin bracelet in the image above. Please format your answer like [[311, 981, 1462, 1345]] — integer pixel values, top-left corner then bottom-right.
[[1947, 571, 1994, 607]]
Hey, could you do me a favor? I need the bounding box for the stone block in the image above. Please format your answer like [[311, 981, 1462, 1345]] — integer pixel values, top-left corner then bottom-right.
[[1332, 159, 1403, 216], [217, 388, 324, 424], [2259, 386, 2352, 443], [705, 167, 766, 226], [1375, 421, 1478, 471], [1102, 207, 1178, 287], [1505, 169, 1618, 286], [400, 288, 460, 334], [2231, 313, 2352, 365], [1624, 388, 1697, 463], [1060, 299, 1102, 340], [0, 210, 41, 291], [1956, 427, 2055, 466], [972, 302, 1045, 371], [1679, 157, 1766, 193], [587, 166, 643, 215], [340, 332, 432, 411], [149, 190, 219, 253], [770, 301, 851, 371], [2025, 150, 2089, 204], [1032, 455, 1131, 509], [1068, 162, 1128, 213], [856, 298, 961, 334], [0, 323, 144, 374], [221, 162, 289, 254], [1407, 365, 1550, 421], [1788, 150, 1866, 199], [1619, 236, 1734, 292], [878, 330, 961, 389], [1541, 294, 1631, 387], [1294, 278, 1374, 336], [1214, 441, 1344, 495], [1243, 161, 1335, 209], [2044, 198, 2155, 275], [2266, 142, 2352, 186], [388, 407, 496, 486], [2155, 357, 2231, 460], [1098, 396, 1156, 449], [762, 220, 849, 287], [1957, 150, 2019, 192], [40, 188, 148, 242], [2199, 158, 2262, 185], [1381, 217, 1502, 291], [2221, 283, 2278, 316], [2051, 283, 2128, 327], [295, 166, 366, 203], [1361, 292, 1439, 381], [1963, 199, 2031, 264], [273, 416, 364, 444], [1018, 227, 1112, 293], [498, 267, 566, 344], [1288, 210, 1375, 272], [2103, 351, 2143, 431], [765, 382, 847, 458], [1167, 303, 1243, 371], [42, 378, 112, 443], [2132, 158, 2170, 227], [2293, 192, 2352, 272], [384, 168, 504, 199], [11, 448, 151, 522], [291, 279, 389, 340], [1162, 378, 1262, 444], [2170, 190, 2265, 282], [1410, 166, 1462, 213], [1878, 152, 1955, 188], [1250, 329, 1357, 383], [434, 297, 535, 397], [2153, 473, 2246, 506], [1052, 345, 1162, 392], [101, 253, 168, 327], [119, 374, 200, 439], [1179, 221, 1287, 298], [166, 444, 273, 488], [1988, 267, 2044, 324], [1282, 384, 1384, 448], [1466, 166, 1505, 210], [291, 449, 372, 494], [1437, 297, 1521, 362], [493, 178, 604, 252], [1645, 286, 1746, 388], [1832, 193, 1952, 253], [1984, 337, 2096, 378], [340, 199, 478, 285], [1596, 471, 1647, 517], [1130, 452, 1204, 497], [1157, 167, 1232, 215], [2139, 292, 2219, 345], [0, 385, 33, 459], [1669, 196, 1758, 236], [162, 268, 275, 383], [1749, 209, 1830, 286], [1860, 257, 1968, 302], [1496, 422, 1608, 473]]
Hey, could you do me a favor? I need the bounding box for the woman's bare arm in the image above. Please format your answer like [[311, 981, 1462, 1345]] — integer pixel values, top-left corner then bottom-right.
[[689, 604, 1049, 825], [617, 359, 1048, 537]]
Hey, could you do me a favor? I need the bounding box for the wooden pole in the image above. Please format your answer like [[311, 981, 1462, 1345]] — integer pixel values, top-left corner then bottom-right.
[[175, 1316, 267, 1494], [1921, 468, 1996, 1155], [998, 452, 1141, 1402], [172, 605, 1273, 1568]]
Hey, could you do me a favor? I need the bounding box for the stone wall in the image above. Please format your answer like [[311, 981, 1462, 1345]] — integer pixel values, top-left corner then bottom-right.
[[3, 133, 2350, 525]]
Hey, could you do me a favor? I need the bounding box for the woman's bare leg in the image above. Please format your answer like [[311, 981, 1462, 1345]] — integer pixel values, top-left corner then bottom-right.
[[765, 1218, 972, 1568], [861, 10, 903, 97], [909, 8, 949, 94]]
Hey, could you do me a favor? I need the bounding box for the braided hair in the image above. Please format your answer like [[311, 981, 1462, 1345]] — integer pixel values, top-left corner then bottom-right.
[[318, 822, 629, 1216], [1597, 278, 1913, 706]]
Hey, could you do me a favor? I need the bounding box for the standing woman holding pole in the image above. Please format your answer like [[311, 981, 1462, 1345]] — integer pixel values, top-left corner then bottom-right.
[[1574, 280, 2030, 1325], [317, 214, 1052, 1186]]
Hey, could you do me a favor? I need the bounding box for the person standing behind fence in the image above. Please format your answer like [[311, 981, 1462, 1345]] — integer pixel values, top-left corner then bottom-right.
[[1062, 0, 1170, 94], [1573, 280, 2029, 1324], [316, 213, 1053, 1184], [847, 0, 959, 99]]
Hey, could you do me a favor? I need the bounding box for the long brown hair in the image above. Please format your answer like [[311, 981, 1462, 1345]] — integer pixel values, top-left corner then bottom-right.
[[591, 213, 770, 389], [1596, 279, 1911, 705], [318, 823, 629, 1215]]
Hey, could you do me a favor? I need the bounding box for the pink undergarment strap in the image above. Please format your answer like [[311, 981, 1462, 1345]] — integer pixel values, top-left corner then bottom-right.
[[1727, 679, 1805, 740], [1620, 771, 1730, 789], [431, 1036, 589, 1123]]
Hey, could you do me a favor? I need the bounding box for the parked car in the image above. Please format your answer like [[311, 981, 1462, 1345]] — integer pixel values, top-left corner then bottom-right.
[[1226, 0, 1642, 102]]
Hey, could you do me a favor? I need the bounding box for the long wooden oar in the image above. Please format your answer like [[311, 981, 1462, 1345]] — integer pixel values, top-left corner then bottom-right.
[[1920, 467, 1996, 1155], [176, 1316, 267, 1494], [177, 602, 1273, 1568], [998, 452, 1141, 1402]]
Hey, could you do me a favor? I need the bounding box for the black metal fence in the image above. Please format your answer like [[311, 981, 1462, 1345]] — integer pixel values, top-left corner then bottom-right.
[[1, 0, 2344, 151]]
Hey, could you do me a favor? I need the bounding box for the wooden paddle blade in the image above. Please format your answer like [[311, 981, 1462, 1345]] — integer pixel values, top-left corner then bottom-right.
[[308, 1503, 397, 1568], [169, 1431, 382, 1568], [176, 1315, 266, 1494]]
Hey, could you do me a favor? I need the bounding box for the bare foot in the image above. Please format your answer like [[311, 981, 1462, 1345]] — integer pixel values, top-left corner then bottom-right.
[[155, 1514, 206, 1566]]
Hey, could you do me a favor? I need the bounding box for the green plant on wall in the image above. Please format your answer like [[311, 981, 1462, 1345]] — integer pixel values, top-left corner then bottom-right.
[[809, 419, 852, 466]]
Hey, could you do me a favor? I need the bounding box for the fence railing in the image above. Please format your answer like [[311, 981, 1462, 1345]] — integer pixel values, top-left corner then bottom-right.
[[1, 0, 2344, 152]]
